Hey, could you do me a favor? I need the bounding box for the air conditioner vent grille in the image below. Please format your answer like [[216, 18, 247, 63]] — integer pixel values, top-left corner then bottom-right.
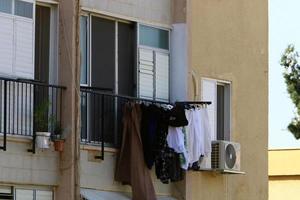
[[211, 143, 219, 169]]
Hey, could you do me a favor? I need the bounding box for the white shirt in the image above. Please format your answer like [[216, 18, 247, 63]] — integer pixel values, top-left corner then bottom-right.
[[167, 126, 189, 170]]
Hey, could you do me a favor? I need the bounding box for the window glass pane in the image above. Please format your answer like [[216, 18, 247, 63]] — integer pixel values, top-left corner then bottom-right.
[[217, 84, 225, 140], [80, 16, 88, 85], [118, 22, 135, 96], [139, 25, 169, 50], [15, 0, 33, 18], [0, 0, 12, 14]]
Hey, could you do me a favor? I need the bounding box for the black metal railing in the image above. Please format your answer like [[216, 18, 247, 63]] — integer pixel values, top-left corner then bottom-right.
[[80, 87, 172, 159], [80, 87, 212, 160], [0, 77, 66, 152]]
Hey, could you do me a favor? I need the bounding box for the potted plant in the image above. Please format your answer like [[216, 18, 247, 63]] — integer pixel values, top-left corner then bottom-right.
[[51, 121, 65, 152], [34, 101, 51, 149]]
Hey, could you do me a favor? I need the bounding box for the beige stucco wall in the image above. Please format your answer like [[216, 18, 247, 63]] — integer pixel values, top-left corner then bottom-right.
[[0, 138, 59, 186], [269, 149, 300, 200], [269, 177, 300, 200], [186, 0, 268, 200], [81, 0, 172, 27], [80, 148, 179, 197], [269, 149, 300, 176]]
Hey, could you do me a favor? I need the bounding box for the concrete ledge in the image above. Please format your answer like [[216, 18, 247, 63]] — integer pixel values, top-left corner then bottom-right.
[[80, 144, 118, 153]]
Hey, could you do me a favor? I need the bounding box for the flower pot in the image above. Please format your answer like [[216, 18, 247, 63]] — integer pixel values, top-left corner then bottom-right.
[[36, 132, 51, 149], [54, 139, 64, 152]]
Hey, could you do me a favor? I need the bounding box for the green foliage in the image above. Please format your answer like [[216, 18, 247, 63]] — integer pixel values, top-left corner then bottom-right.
[[280, 45, 300, 139], [34, 101, 50, 132], [34, 101, 63, 137]]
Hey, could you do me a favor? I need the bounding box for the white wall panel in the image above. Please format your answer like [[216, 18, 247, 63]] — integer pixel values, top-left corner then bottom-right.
[[0, 14, 14, 76]]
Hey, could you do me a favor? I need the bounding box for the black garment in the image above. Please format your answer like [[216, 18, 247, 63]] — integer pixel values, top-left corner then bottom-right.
[[155, 146, 183, 184], [154, 107, 183, 184], [140, 104, 159, 169], [169, 105, 188, 127]]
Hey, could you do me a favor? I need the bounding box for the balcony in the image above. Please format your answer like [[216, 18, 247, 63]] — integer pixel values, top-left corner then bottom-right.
[[80, 87, 174, 159], [0, 77, 66, 152]]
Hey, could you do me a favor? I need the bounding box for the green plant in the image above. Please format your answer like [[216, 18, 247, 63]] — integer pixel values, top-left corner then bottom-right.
[[34, 101, 50, 132], [280, 44, 300, 139], [52, 120, 64, 140], [34, 101, 63, 138]]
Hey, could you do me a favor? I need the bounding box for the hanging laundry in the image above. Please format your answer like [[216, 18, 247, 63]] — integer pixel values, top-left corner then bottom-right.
[[115, 102, 157, 200], [169, 105, 188, 127], [167, 126, 189, 170], [198, 108, 212, 157], [140, 104, 160, 169], [154, 107, 184, 184], [184, 107, 212, 168]]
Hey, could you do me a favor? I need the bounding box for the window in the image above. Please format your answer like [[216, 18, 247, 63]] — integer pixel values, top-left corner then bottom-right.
[[15, 0, 33, 18], [138, 24, 170, 102], [0, 0, 34, 79], [0, 0, 12, 14], [80, 15, 135, 95], [139, 25, 169, 50], [0, 186, 13, 200], [80, 15, 136, 146], [15, 189, 53, 200], [217, 83, 231, 140], [80, 15, 89, 85], [202, 78, 231, 141]]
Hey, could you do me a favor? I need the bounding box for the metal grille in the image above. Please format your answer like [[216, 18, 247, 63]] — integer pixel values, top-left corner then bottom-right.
[[211, 142, 220, 169]]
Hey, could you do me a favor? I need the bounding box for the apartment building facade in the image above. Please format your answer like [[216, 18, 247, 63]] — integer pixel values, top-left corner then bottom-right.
[[0, 0, 268, 199]]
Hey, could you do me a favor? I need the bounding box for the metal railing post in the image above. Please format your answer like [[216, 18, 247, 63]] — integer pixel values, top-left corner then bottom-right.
[[2, 80, 7, 151]]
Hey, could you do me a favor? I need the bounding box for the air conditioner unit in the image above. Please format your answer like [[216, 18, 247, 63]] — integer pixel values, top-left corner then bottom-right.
[[211, 140, 241, 172]]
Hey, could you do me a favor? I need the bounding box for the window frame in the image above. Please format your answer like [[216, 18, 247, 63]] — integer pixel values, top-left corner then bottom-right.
[[79, 13, 90, 86], [216, 81, 231, 141], [35, 2, 59, 85], [137, 23, 171, 101], [79, 13, 137, 146], [201, 77, 232, 141]]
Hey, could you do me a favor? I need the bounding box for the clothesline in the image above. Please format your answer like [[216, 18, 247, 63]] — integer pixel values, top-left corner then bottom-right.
[[80, 89, 212, 106]]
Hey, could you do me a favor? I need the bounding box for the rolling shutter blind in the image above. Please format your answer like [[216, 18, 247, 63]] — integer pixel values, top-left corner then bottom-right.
[[15, 189, 34, 200], [139, 48, 154, 99], [36, 190, 53, 200], [0, 13, 14, 76], [155, 52, 169, 101], [202, 79, 217, 140], [14, 17, 34, 79], [0, 0, 34, 79]]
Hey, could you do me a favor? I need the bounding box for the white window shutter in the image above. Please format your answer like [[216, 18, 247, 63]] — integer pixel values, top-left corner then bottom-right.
[[201, 79, 217, 140], [155, 52, 169, 102], [0, 13, 14, 76], [138, 48, 154, 99], [14, 17, 34, 79], [15, 189, 34, 200], [36, 190, 53, 200]]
